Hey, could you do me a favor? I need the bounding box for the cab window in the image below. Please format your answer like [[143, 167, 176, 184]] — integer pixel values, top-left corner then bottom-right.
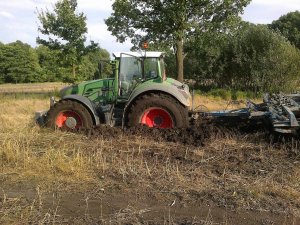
[[144, 58, 158, 80]]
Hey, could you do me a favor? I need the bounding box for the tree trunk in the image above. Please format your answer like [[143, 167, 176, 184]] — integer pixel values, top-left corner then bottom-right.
[[72, 63, 76, 78], [176, 38, 184, 82]]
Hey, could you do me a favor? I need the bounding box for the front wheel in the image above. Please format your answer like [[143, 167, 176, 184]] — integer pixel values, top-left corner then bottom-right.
[[127, 93, 188, 128], [46, 100, 93, 129]]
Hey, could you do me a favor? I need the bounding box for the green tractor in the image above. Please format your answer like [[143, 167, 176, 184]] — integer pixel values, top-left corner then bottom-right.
[[37, 52, 191, 129]]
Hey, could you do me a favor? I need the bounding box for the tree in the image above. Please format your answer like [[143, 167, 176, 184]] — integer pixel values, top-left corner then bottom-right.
[[78, 47, 111, 80], [0, 42, 5, 83], [269, 11, 300, 49], [183, 31, 229, 87], [0, 41, 41, 83], [220, 24, 300, 92], [105, 0, 250, 82], [37, 0, 89, 79], [36, 45, 65, 82]]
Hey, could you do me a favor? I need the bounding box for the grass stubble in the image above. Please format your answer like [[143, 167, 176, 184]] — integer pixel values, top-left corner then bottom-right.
[[0, 94, 300, 224]]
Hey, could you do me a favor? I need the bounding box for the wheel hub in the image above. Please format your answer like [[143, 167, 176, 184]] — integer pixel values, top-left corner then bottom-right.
[[141, 108, 173, 128], [65, 117, 77, 129], [153, 116, 163, 126], [55, 111, 83, 129]]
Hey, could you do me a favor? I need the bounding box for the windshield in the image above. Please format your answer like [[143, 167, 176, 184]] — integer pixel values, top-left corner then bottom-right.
[[119, 55, 160, 97], [119, 55, 142, 97]]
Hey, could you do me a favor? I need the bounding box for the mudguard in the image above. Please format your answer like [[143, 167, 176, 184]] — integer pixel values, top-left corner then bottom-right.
[[62, 95, 100, 125], [127, 82, 191, 108]]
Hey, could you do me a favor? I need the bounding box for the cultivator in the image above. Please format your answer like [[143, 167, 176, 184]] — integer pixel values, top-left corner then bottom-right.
[[194, 93, 300, 134]]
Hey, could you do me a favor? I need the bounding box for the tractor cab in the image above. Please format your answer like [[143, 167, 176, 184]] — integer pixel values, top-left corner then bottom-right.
[[112, 52, 166, 99]]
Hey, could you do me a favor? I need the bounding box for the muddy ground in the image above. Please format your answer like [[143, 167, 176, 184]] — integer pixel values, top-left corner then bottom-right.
[[2, 121, 300, 224], [2, 182, 298, 225]]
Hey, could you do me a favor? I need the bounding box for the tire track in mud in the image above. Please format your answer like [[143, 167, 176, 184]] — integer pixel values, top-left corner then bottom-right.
[[79, 117, 300, 148], [82, 120, 225, 146]]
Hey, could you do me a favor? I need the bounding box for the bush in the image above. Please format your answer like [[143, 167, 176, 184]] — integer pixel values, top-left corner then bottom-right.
[[207, 89, 231, 100], [220, 24, 300, 92]]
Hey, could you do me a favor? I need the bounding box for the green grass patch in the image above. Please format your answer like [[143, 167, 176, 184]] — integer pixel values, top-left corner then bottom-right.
[[194, 88, 262, 100]]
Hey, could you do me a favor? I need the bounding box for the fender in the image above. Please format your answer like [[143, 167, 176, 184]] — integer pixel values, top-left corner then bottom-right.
[[62, 95, 100, 125], [127, 82, 191, 108]]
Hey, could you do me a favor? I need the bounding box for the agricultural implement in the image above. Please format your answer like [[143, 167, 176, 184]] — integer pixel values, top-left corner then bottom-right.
[[196, 93, 300, 134], [36, 51, 300, 135]]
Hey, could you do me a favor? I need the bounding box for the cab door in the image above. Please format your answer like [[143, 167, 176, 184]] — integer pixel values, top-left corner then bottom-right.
[[118, 53, 143, 99]]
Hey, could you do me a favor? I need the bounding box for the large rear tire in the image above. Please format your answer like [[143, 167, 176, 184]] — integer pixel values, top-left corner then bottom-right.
[[127, 93, 188, 128], [46, 100, 93, 129]]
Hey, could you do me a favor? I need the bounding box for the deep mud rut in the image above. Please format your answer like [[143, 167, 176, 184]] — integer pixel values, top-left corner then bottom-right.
[[84, 116, 300, 149], [83, 118, 269, 147], [85, 124, 219, 147]]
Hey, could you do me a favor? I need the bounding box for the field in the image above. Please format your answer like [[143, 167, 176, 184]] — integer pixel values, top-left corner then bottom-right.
[[1, 83, 300, 224], [0, 82, 66, 94]]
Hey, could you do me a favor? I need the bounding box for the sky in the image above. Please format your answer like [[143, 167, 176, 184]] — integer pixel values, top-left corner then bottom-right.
[[0, 0, 300, 54]]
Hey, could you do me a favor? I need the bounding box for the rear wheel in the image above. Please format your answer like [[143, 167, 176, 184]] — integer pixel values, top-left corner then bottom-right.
[[46, 100, 93, 129], [127, 93, 188, 128]]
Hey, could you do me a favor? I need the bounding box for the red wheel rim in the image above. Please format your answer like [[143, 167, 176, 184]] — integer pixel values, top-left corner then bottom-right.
[[55, 111, 83, 128], [141, 108, 173, 128]]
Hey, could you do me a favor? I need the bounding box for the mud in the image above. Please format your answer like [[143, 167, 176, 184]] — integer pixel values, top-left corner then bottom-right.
[[2, 181, 299, 225], [81, 119, 267, 149], [82, 120, 226, 147]]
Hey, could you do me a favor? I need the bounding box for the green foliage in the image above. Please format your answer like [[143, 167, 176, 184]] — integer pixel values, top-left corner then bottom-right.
[[36, 45, 64, 82], [269, 11, 300, 49], [184, 30, 230, 84], [0, 41, 41, 83], [220, 24, 300, 92], [105, 0, 250, 81], [207, 88, 232, 100], [37, 0, 97, 80], [186, 23, 300, 93], [195, 88, 261, 100], [78, 48, 111, 80], [0, 42, 110, 84], [231, 90, 246, 100]]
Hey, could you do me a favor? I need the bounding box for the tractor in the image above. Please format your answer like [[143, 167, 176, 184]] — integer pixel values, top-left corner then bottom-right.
[[36, 51, 300, 135], [37, 52, 190, 129]]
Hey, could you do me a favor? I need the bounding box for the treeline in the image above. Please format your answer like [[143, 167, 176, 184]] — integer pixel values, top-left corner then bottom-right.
[[181, 22, 300, 93], [1, 20, 300, 94], [0, 41, 110, 84], [1, 0, 300, 95], [106, 0, 300, 94], [160, 15, 300, 94]]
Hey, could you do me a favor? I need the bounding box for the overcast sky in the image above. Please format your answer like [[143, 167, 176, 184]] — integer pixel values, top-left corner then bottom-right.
[[0, 0, 300, 54]]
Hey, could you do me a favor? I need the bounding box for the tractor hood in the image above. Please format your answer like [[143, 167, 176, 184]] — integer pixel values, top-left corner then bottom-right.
[[59, 78, 115, 99]]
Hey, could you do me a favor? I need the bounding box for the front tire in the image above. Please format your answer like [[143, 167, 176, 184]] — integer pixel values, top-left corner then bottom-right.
[[46, 100, 93, 129], [127, 93, 188, 128]]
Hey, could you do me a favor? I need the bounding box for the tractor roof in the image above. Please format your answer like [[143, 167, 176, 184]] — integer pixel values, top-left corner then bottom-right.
[[113, 52, 164, 58]]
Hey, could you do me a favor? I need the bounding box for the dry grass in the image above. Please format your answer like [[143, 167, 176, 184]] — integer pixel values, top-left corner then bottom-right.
[[0, 82, 66, 93], [193, 95, 250, 111], [0, 91, 300, 224]]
